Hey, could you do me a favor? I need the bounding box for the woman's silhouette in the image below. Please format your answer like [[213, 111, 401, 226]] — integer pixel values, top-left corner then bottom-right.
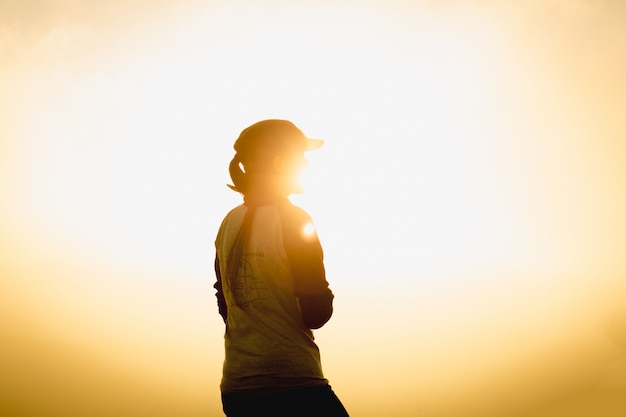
[[213, 120, 349, 416]]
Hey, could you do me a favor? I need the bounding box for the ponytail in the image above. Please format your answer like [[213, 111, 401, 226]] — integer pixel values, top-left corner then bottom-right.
[[227, 153, 248, 194], [226, 205, 256, 293]]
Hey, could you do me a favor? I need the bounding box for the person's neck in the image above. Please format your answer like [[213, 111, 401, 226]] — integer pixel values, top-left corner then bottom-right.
[[243, 187, 289, 207]]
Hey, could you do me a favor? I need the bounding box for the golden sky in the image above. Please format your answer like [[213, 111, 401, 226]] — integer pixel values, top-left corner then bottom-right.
[[1, 1, 626, 416]]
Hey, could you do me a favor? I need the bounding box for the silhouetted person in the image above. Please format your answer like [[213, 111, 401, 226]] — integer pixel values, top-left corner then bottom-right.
[[213, 120, 349, 417]]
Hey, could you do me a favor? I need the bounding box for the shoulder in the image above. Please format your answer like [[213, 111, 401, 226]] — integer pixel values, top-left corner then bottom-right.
[[216, 205, 246, 241], [279, 199, 314, 220], [219, 205, 247, 228], [278, 201, 321, 246], [278, 201, 315, 227]]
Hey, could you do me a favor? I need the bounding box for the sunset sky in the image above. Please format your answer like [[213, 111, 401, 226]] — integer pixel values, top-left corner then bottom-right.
[[1, 1, 625, 416]]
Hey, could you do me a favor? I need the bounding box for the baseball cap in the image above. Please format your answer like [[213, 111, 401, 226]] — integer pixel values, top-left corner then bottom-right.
[[234, 119, 324, 155]]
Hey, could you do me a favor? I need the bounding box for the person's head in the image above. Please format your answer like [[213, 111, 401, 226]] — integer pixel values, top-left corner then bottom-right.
[[228, 120, 323, 197]]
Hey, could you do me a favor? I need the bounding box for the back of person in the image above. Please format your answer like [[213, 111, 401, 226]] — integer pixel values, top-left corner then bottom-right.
[[215, 201, 328, 392]]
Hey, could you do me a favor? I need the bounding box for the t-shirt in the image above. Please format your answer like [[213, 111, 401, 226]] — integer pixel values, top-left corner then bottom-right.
[[214, 198, 334, 393]]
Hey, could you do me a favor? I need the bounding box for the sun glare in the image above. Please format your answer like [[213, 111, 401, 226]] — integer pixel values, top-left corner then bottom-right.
[[301, 221, 316, 239]]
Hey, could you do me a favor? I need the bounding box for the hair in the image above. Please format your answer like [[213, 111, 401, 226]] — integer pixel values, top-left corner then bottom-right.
[[227, 147, 290, 195], [224, 148, 293, 285], [227, 153, 247, 194], [225, 204, 256, 295]]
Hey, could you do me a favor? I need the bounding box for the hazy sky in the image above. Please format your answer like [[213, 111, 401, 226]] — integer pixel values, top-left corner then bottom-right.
[[1, 1, 626, 416]]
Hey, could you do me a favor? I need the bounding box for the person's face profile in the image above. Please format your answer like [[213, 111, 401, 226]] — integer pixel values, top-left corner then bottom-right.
[[274, 152, 307, 177], [271, 151, 308, 195]]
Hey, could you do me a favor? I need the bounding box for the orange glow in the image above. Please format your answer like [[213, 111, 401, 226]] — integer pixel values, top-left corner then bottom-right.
[[1, 1, 625, 416]]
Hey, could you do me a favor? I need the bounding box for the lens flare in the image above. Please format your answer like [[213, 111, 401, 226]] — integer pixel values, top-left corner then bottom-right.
[[302, 222, 316, 239]]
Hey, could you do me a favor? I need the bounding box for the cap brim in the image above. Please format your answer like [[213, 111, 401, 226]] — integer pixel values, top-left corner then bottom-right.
[[305, 138, 324, 151]]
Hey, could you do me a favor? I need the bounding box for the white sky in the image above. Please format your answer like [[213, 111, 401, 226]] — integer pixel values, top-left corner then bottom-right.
[[1, 1, 626, 416]]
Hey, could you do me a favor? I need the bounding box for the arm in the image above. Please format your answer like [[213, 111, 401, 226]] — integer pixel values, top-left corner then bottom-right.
[[214, 254, 228, 323], [281, 205, 334, 329]]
